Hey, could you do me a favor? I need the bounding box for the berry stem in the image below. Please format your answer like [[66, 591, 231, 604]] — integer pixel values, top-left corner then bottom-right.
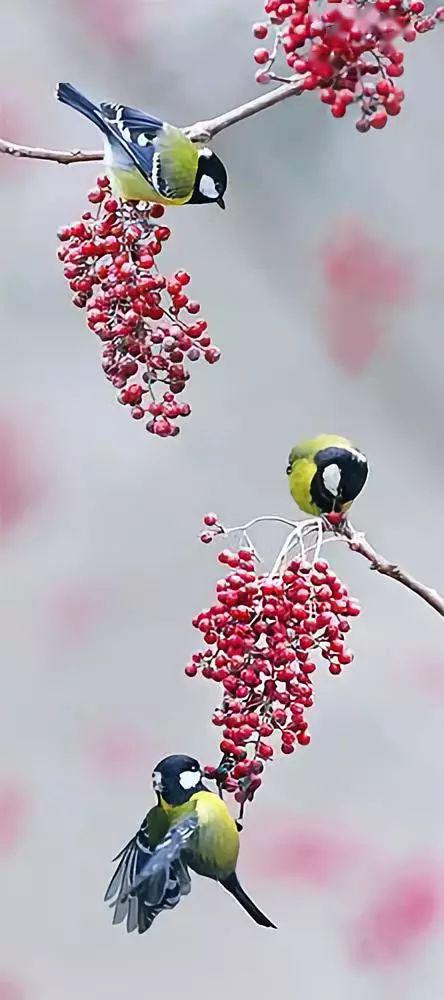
[[268, 519, 323, 577], [221, 514, 301, 535], [212, 513, 444, 618]]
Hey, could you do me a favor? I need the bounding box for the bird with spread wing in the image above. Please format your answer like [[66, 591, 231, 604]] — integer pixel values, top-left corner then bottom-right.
[[105, 754, 275, 933]]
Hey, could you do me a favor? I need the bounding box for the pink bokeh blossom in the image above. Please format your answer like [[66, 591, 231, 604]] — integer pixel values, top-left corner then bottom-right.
[[0, 783, 28, 856], [87, 729, 156, 778], [0, 979, 25, 1000], [51, 583, 105, 641], [69, 0, 144, 53], [254, 821, 365, 887], [321, 221, 413, 373], [0, 420, 42, 536], [350, 866, 444, 965]]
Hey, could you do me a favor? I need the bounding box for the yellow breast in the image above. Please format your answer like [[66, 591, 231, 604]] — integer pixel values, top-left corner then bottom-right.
[[161, 792, 240, 880], [193, 792, 240, 878], [288, 457, 319, 515], [108, 166, 190, 206]]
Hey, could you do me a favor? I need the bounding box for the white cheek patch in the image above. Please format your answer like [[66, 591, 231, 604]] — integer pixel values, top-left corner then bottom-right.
[[179, 769, 201, 790], [199, 174, 218, 200], [323, 463, 341, 497], [200, 147, 213, 159]]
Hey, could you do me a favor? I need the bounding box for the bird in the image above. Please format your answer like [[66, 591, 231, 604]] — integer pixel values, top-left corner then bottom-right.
[[287, 434, 368, 516], [105, 753, 276, 933], [56, 82, 228, 208]]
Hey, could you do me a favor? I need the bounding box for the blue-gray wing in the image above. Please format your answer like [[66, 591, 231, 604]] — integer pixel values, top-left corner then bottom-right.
[[99, 102, 161, 190], [99, 103, 197, 199], [100, 102, 163, 139], [104, 812, 196, 934], [131, 813, 198, 894]]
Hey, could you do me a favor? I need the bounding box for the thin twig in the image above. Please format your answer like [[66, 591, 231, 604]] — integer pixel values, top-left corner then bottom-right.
[[221, 514, 300, 534], [0, 80, 305, 166], [217, 513, 444, 618], [185, 79, 305, 141], [0, 138, 102, 164], [337, 520, 444, 617]]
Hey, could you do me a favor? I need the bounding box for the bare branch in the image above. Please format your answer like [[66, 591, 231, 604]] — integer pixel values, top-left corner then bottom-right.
[[184, 79, 305, 142], [0, 137, 103, 165], [0, 80, 305, 165], [337, 520, 444, 617]]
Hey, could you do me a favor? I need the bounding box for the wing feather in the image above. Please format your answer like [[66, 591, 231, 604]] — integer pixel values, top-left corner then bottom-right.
[[98, 103, 197, 199], [100, 102, 163, 137], [131, 813, 198, 893], [105, 809, 196, 934]]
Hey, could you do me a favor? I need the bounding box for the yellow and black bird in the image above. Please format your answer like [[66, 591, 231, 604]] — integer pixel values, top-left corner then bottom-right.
[[105, 754, 275, 932], [287, 434, 368, 516], [56, 83, 228, 208]]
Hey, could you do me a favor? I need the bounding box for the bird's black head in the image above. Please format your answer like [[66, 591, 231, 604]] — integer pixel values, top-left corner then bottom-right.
[[152, 754, 205, 806], [190, 148, 228, 208], [311, 446, 368, 514]]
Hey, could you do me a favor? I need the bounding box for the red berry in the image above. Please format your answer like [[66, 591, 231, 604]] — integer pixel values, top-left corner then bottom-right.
[[370, 110, 388, 129], [204, 513, 218, 526], [150, 204, 165, 218], [297, 732, 311, 746], [253, 22, 268, 38]]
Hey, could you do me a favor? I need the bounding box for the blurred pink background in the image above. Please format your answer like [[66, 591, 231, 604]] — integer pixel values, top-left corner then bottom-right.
[[1, 1, 444, 997]]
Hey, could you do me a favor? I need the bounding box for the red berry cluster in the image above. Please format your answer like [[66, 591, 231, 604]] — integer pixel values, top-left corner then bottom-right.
[[57, 177, 220, 437], [187, 516, 360, 808], [253, 0, 444, 131]]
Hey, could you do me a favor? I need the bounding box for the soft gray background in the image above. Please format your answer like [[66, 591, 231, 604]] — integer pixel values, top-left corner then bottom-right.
[[1, 2, 444, 998]]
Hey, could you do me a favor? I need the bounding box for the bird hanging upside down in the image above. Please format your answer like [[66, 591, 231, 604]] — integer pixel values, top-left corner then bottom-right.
[[287, 434, 368, 516], [105, 754, 276, 933], [56, 82, 228, 208]]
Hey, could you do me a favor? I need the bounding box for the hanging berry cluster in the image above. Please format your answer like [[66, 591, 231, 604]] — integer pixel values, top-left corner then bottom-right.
[[186, 515, 360, 815], [57, 177, 220, 437], [253, 0, 444, 131]]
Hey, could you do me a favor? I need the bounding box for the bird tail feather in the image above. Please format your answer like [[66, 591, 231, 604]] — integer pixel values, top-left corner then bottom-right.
[[222, 873, 276, 928], [56, 82, 106, 133]]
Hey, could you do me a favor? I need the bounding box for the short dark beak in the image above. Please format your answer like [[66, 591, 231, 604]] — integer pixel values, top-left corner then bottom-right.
[[217, 196, 226, 210]]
